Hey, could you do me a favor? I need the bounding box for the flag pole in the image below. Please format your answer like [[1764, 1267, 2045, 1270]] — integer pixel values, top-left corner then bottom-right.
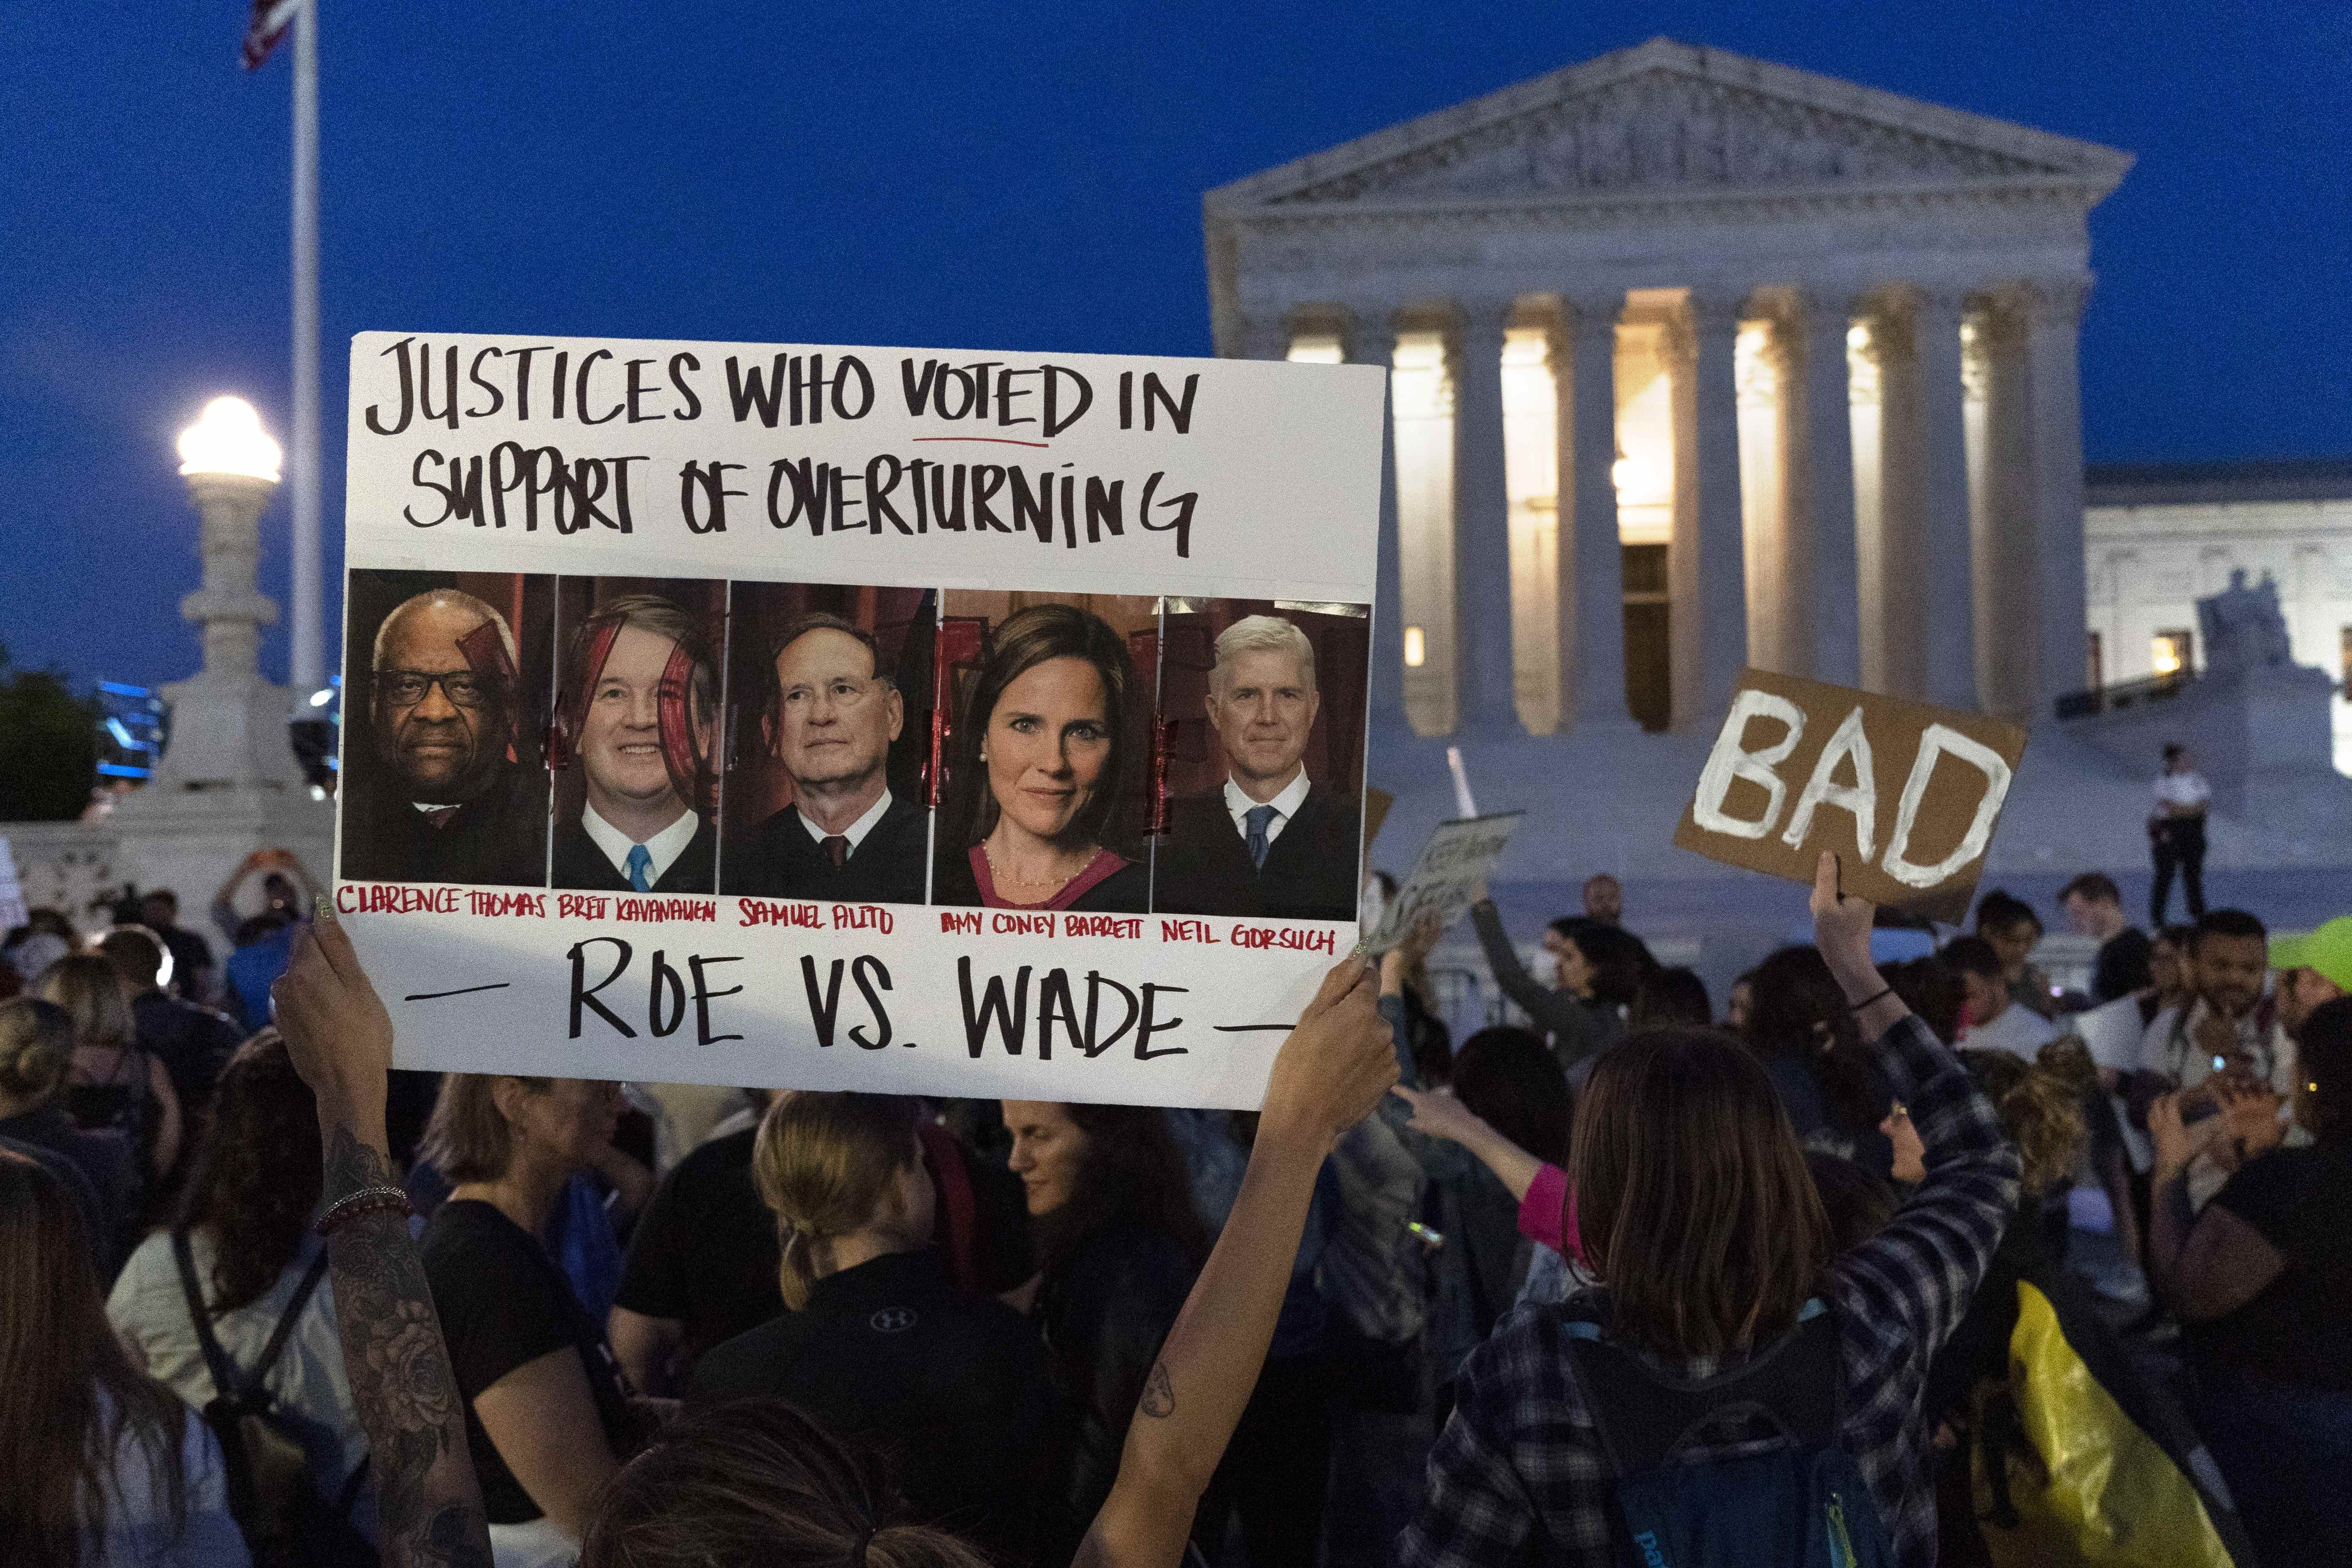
[[288, 0, 322, 701]]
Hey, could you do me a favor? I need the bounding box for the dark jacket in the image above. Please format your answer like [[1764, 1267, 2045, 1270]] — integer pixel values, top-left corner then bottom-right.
[[690, 1248, 1055, 1561], [0, 1132, 117, 1281], [0, 1103, 140, 1267], [340, 760, 549, 888], [1151, 783, 1361, 923], [1468, 901, 1623, 1073], [550, 815, 716, 894], [1033, 1220, 1198, 1537], [722, 794, 928, 904], [129, 990, 244, 1110]]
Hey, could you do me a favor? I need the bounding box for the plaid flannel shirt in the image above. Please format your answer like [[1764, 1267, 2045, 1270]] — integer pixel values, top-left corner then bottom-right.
[[1397, 1013, 2021, 1568]]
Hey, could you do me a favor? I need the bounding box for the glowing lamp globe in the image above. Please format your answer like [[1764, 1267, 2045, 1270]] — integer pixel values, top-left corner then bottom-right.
[[177, 397, 283, 484]]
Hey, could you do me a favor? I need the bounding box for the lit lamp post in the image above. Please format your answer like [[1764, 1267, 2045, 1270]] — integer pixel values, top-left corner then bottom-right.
[[153, 398, 299, 791], [110, 398, 332, 900]]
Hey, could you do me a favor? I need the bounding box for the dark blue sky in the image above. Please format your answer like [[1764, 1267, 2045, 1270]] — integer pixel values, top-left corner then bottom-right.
[[4, 2, 2346, 693]]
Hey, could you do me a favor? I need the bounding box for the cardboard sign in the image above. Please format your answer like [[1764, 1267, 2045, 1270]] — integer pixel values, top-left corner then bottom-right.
[[336, 331, 1385, 1108], [1362, 812, 1523, 954], [1672, 668, 2026, 922]]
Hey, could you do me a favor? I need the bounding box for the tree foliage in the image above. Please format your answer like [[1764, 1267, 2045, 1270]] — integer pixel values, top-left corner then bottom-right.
[[0, 643, 99, 821]]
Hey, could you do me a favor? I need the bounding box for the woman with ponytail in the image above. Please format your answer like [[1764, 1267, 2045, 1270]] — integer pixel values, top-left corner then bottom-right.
[[688, 1092, 1052, 1563]]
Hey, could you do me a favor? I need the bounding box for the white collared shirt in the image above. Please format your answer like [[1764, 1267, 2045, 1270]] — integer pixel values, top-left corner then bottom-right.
[[798, 787, 894, 855], [584, 802, 700, 887], [1224, 770, 1311, 850]]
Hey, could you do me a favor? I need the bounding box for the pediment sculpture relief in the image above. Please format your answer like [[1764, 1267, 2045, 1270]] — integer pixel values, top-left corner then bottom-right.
[[1275, 69, 2066, 204]]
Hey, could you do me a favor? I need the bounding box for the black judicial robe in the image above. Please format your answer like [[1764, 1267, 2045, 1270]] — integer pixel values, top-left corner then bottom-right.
[[1150, 783, 1360, 923], [721, 795, 930, 904]]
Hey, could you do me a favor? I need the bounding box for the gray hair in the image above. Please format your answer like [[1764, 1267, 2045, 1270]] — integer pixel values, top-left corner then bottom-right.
[[1211, 614, 1316, 691], [370, 588, 520, 671]]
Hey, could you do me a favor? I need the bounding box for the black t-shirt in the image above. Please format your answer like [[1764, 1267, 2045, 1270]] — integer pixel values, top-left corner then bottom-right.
[[2093, 928, 2154, 1003], [421, 1199, 638, 1523], [688, 1248, 1055, 1560], [611, 1130, 782, 1370], [2195, 1143, 2352, 1392]]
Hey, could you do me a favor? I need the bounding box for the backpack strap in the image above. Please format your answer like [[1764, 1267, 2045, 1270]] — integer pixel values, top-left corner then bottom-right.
[[170, 1229, 331, 1407], [171, 1226, 248, 1402], [1562, 1299, 1842, 1478], [251, 1245, 333, 1390]]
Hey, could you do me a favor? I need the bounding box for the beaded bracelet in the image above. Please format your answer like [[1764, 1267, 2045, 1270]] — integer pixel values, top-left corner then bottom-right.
[[317, 1186, 414, 1238]]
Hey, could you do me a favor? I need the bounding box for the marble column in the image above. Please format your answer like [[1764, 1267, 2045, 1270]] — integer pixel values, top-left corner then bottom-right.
[[1355, 311, 1406, 726], [1857, 300, 1915, 699], [1451, 303, 1517, 737], [2022, 277, 2093, 717], [1687, 291, 1749, 720], [1235, 312, 1292, 362], [1977, 296, 2036, 719], [1795, 292, 1862, 688], [1564, 291, 1631, 727], [1913, 288, 1978, 709]]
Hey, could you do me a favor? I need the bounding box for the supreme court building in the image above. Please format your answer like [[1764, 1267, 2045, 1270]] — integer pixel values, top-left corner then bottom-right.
[[1203, 38, 2352, 973], [1207, 38, 2133, 745]]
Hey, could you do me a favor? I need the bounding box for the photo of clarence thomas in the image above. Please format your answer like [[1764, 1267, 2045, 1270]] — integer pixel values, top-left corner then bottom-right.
[[338, 570, 553, 888], [1149, 603, 1367, 923]]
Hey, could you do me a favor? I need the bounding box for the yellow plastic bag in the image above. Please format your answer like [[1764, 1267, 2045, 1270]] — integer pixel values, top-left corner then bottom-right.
[[1974, 1281, 2234, 1568]]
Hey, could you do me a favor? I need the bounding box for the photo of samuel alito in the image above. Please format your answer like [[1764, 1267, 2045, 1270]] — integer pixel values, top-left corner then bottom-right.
[[723, 612, 929, 903], [340, 580, 549, 888], [550, 592, 719, 895], [1152, 613, 1361, 923]]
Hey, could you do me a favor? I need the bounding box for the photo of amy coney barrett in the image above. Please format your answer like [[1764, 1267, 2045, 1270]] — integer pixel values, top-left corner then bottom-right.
[[718, 584, 936, 904], [547, 578, 727, 896], [1150, 600, 1368, 924], [338, 570, 554, 887], [932, 592, 1156, 914]]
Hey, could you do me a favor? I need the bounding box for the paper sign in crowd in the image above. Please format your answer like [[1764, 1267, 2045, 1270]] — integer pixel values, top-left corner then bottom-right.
[[1361, 812, 1525, 955], [1674, 667, 2028, 922], [336, 331, 1385, 1109]]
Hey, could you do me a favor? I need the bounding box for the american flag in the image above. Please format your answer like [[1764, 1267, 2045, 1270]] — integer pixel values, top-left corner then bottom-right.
[[241, 0, 302, 70]]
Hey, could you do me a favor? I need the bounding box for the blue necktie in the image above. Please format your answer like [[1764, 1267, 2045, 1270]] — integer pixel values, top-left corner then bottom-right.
[[625, 844, 653, 893], [1244, 805, 1276, 871]]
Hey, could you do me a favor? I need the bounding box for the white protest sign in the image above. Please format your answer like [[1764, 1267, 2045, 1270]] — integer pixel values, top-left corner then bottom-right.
[[338, 332, 1384, 1108], [2072, 992, 2149, 1076], [1361, 813, 1524, 954]]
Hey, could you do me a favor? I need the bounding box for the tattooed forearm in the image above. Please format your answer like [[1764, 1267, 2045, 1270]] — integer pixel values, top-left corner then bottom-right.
[[1139, 1361, 1175, 1418], [322, 1124, 494, 1568]]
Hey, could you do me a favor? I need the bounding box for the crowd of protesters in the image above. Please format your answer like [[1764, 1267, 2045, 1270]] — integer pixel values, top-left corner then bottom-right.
[[1, 832, 2343, 1568]]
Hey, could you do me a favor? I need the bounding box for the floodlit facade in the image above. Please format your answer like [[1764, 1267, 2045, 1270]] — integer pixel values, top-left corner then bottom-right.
[[1206, 37, 2134, 746]]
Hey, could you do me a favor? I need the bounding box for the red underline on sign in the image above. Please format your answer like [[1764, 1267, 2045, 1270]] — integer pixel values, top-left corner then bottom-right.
[[910, 436, 1052, 448]]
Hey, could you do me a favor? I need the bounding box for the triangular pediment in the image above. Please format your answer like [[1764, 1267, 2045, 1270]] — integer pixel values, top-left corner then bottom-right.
[[1210, 39, 2131, 210]]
